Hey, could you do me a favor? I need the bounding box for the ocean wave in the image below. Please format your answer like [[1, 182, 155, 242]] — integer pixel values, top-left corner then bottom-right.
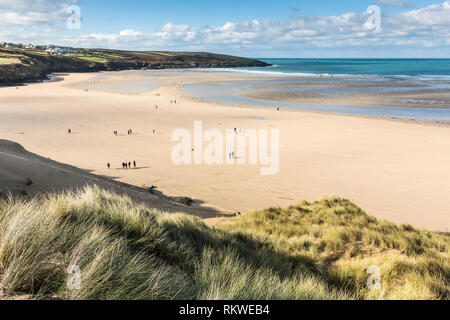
[[189, 67, 450, 81], [195, 68, 353, 78]]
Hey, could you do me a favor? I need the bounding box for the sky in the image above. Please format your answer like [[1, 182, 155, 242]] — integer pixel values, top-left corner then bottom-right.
[[0, 0, 449, 57]]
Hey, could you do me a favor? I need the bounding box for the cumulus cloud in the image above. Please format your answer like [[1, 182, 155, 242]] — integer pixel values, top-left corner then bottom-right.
[[0, 0, 449, 56], [0, 0, 79, 42], [119, 29, 143, 37], [0, 0, 77, 25]]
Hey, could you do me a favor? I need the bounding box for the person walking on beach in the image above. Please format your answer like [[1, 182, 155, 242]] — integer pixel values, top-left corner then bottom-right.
[[133, 161, 136, 168], [107, 163, 111, 169], [128, 162, 131, 169], [68, 129, 71, 134]]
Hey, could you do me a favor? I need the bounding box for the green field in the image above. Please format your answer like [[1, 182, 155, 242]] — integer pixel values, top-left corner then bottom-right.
[[0, 57, 17, 65], [78, 56, 108, 63]]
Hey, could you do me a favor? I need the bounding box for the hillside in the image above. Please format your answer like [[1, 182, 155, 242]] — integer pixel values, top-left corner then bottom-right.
[[0, 186, 447, 300], [0, 140, 224, 218], [0, 47, 270, 85]]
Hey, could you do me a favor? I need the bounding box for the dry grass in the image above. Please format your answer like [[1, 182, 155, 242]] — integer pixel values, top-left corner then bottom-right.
[[218, 198, 449, 300], [0, 188, 447, 300], [0, 187, 347, 300]]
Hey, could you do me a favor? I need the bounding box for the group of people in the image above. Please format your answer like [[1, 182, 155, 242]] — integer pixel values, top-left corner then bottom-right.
[[112, 129, 134, 136], [106, 161, 137, 169], [121, 161, 136, 169]]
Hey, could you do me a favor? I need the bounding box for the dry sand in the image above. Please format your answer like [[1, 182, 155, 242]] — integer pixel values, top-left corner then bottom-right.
[[0, 139, 223, 217], [0, 71, 449, 231]]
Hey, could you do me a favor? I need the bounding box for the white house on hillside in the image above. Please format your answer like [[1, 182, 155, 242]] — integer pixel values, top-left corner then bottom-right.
[[45, 46, 74, 55]]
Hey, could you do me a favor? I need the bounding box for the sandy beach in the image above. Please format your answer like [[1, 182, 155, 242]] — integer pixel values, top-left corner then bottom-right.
[[1, 70, 449, 232]]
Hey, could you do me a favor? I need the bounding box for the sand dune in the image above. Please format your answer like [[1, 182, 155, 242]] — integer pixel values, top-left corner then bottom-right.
[[0, 71, 449, 231], [0, 139, 224, 218]]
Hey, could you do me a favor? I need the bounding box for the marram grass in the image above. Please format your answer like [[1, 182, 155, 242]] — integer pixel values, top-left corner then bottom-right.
[[219, 199, 449, 300], [0, 187, 447, 300]]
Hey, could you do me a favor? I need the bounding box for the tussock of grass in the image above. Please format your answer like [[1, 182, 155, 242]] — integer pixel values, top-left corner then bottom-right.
[[219, 198, 449, 300], [0, 187, 347, 300], [0, 188, 447, 300]]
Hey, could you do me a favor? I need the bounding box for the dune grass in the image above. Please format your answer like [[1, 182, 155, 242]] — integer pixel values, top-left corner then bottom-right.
[[0, 187, 447, 300], [219, 199, 449, 300], [0, 187, 346, 300]]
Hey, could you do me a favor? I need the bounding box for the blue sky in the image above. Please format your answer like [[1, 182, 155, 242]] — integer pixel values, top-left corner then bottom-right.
[[0, 0, 449, 57], [79, 0, 437, 34]]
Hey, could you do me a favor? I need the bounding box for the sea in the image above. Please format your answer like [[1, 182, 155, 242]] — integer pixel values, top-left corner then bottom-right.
[[242, 58, 450, 77], [182, 59, 450, 120]]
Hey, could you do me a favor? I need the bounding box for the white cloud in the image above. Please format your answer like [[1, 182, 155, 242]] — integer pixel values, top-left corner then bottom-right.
[[0, 0, 79, 43], [399, 0, 450, 25], [0, 0, 77, 25], [0, 0, 449, 56], [119, 29, 143, 37]]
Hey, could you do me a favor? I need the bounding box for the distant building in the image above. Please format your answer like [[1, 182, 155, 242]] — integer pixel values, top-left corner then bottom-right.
[[24, 44, 35, 50], [45, 46, 74, 55], [5, 43, 18, 48]]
